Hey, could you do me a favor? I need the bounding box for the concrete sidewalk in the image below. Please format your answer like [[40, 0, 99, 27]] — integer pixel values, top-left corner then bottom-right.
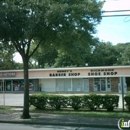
[[0, 112, 119, 129]]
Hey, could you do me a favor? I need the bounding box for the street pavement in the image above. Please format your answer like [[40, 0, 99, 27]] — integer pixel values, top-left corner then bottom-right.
[[0, 123, 119, 130], [0, 111, 122, 129]]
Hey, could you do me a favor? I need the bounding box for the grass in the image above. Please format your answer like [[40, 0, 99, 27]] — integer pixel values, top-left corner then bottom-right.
[[0, 106, 14, 114], [29, 105, 130, 119], [1, 105, 130, 119]]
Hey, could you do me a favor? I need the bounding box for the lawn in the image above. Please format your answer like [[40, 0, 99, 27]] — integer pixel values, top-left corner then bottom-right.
[[29, 105, 130, 119], [0, 106, 14, 114], [1, 105, 130, 119]]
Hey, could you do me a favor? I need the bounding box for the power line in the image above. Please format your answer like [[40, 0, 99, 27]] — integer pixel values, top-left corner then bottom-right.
[[102, 14, 130, 17], [102, 10, 130, 13], [102, 10, 130, 17]]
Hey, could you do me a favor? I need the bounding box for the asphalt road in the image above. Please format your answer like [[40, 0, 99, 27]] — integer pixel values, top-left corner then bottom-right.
[[0, 123, 119, 130], [0, 93, 125, 108]]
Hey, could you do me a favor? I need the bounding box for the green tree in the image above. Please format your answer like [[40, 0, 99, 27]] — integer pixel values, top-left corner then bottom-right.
[[30, 45, 58, 68], [0, 0, 103, 119], [0, 42, 16, 70], [121, 43, 130, 65], [54, 45, 92, 67], [90, 42, 117, 66], [114, 43, 130, 65]]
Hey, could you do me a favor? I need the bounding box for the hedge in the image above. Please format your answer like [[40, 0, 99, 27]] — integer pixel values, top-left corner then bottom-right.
[[69, 95, 83, 110], [124, 96, 130, 111], [29, 94, 119, 111], [29, 94, 48, 109], [102, 95, 119, 111], [48, 95, 68, 110], [83, 94, 102, 111]]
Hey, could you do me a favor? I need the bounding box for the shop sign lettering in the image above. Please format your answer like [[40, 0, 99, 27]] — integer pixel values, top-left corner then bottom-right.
[[49, 70, 80, 77], [0, 72, 16, 77], [88, 69, 117, 76]]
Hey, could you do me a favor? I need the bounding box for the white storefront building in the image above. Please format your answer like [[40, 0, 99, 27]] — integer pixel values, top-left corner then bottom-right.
[[0, 66, 130, 93]]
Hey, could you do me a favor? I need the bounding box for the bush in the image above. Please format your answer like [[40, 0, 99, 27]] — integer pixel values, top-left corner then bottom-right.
[[102, 95, 119, 111], [69, 95, 83, 110], [83, 94, 102, 111], [29, 94, 120, 111], [48, 95, 68, 110], [124, 96, 130, 111], [29, 94, 48, 109]]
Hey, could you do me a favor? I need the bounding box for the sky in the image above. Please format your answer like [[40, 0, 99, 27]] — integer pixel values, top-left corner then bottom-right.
[[13, 0, 130, 62], [96, 0, 130, 45]]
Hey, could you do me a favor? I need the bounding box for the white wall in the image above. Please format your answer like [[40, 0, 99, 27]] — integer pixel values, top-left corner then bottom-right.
[[56, 79, 71, 91], [40, 79, 56, 92]]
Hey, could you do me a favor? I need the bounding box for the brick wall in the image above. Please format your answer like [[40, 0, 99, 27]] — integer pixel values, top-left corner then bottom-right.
[[111, 77, 119, 92], [89, 78, 94, 92]]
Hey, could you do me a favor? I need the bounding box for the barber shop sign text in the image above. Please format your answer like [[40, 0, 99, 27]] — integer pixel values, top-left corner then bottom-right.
[[49, 70, 80, 77]]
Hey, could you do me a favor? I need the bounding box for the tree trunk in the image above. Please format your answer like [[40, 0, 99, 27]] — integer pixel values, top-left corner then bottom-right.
[[21, 56, 31, 119]]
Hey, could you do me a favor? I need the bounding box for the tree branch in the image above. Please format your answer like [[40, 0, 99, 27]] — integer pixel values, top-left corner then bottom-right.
[[26, 38, 32, 56], [28, 40, 42, 59]]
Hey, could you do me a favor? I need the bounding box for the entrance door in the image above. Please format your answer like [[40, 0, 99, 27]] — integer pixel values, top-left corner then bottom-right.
[[94, 78, 107, 92], [100, 78, 106, 91]]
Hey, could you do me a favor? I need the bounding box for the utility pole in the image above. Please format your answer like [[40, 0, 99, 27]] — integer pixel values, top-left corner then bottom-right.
[[3, 79, 5, 106], [121, 77, 124, 111]]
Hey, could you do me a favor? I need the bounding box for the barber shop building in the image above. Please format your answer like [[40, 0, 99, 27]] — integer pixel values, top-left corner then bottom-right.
[[0, 66, 130, 93]]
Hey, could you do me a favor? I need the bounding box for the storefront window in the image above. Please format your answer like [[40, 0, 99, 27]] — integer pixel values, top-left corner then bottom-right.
[[13, 80, 34, 91]]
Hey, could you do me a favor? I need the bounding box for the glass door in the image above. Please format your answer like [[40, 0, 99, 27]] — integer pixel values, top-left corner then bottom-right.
[[100, 78, 106, 91], [94, 78, 107, 92]]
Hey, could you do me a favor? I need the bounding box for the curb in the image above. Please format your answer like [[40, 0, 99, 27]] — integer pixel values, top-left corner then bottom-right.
[[0, 120, 117, 129]]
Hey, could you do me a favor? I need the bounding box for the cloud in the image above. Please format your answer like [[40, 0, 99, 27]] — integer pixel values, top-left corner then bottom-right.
[[103, 0, 130, 11]]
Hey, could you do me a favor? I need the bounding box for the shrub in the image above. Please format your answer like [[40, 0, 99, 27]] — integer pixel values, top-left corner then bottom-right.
[[48, 95, 68, 110], [83, 94, 102, 110], [102, 95, 119, 111], [124, 96, 130, 111], [29, 94, 48, 109], [69, 95, 83, 110]]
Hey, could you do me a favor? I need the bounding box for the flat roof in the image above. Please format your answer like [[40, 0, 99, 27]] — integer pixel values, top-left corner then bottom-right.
[[0, 65, 130, 72]]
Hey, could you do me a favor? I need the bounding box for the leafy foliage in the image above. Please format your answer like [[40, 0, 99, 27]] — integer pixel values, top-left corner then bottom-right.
[[0, 42, 16, 70], [29, 94, 48, 109], [68, 96, 83, 110], [124, 95, 130, 111], [90, 42, 118, 66], [83, 94, 102, 110], [102, 95, 119, 111], [0, 0, 103, 118], [29, 94, 119, 111], [48, 95, 68, 110]]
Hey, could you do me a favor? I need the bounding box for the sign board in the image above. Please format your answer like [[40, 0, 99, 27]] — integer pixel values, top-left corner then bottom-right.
[[0, 72, 16, 77]]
